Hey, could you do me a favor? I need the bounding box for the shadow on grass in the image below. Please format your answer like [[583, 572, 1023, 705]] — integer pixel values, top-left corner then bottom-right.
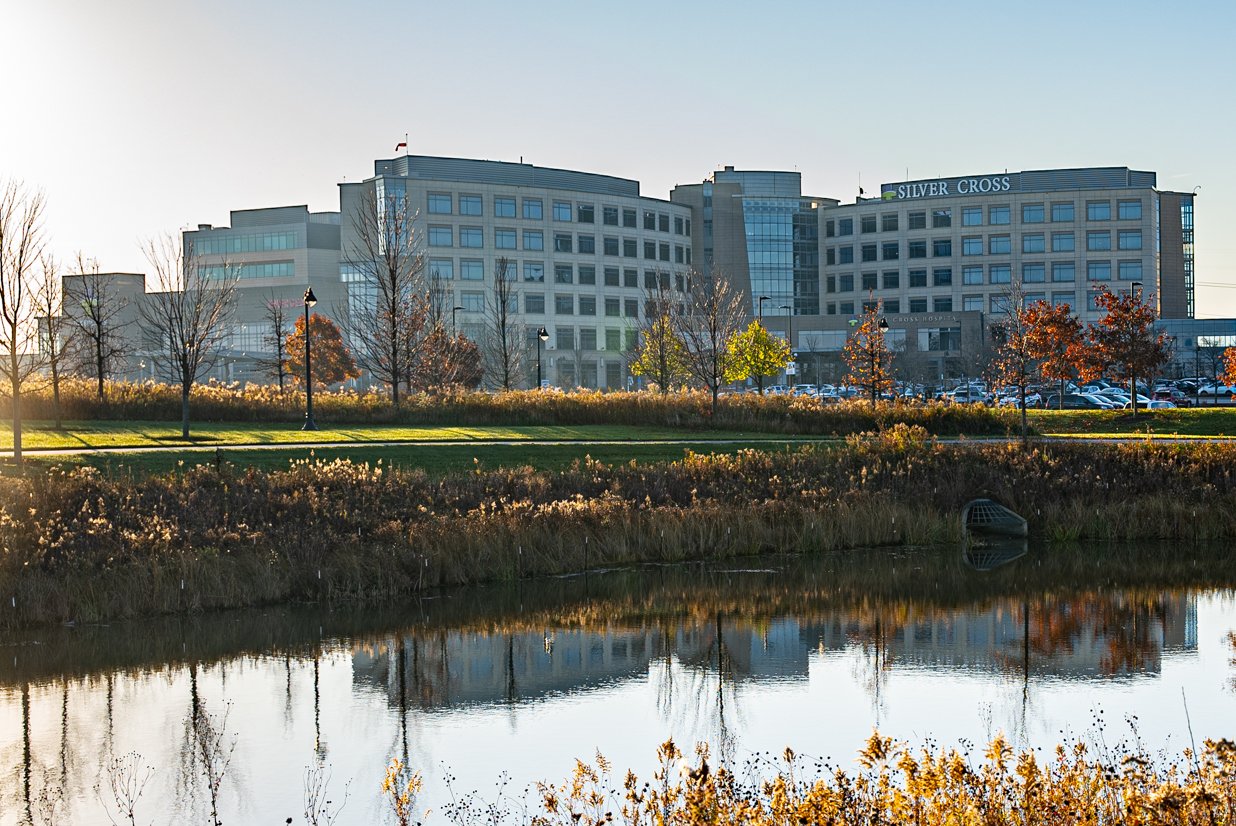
[[150, 434, 222, 443]]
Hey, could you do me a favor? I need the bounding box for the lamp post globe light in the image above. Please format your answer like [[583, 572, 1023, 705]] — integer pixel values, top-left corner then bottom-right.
[[536, 326, 549, 389], [870, 316, 890, 406], [452, 305, 464, 335], [302, 287, 318, 431], [780, 304, 793, 386], [757, 295, 770, 322]]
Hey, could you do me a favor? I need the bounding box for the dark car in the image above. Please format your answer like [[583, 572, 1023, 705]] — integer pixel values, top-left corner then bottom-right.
[[1043, 393, 1113, 410]]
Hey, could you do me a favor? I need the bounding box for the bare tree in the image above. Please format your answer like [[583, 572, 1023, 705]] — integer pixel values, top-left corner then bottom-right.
[[630, 280, 689, 394], [337, 183, 427, 405], [31, 253, 73, 429], [672, 269, 747, 413], [483, 256, 524, 390], [0, 180, 48, 468], [139, 234, 237, 438], [256, 291, 293, 391], [63, 254, 132, 403]]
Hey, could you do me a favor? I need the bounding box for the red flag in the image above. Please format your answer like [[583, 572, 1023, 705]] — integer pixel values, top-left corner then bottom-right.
[[395, 141, 407, 152]]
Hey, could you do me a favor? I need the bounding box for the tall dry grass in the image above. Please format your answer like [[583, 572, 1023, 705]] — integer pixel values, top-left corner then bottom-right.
[[2, 377, 1018, 435], [2, 429, 1235, 629]]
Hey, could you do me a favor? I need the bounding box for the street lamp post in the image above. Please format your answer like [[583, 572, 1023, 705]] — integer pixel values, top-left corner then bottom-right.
[[451, 305, 464, 335], [302, 287, 317, 431], [757, 295, 770, 322], [780, 304, 793, 386], [536, 326, 549, 389]]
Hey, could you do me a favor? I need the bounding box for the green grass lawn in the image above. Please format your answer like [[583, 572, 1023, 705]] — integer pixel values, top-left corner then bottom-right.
[[21, 440, 815, 478], [0, 421, 793, 452], [1028, 406, 1236, 437]]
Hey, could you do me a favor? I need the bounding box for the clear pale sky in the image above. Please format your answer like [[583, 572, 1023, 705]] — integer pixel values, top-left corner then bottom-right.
[[4, 0, 1235, 315]]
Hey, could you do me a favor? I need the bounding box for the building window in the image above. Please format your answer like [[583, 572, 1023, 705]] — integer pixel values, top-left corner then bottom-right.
[[884, 299, 900, 313], [556, 327, 575, 352], [962, 236, 983, 256], [989, 205, 1011, 225], [825, 247, 836, 266], [624, 298, 638, 318], [428, 225, 452, 247], [674, 216, 685, 235], [675, 245, 685, 264], [603, 266, 619, 287], [605, 327, 622, 350], [862, 243, 878, 262], [622, 208, 637, 228], [825, 220, 835, 238], [932, 239, 952, 257], [1022, 234, 1045, 254], [429, 258, 453, 280], [933, 296, 953, 311], [523, 262, 545, 282], [1118, 230, 1142, 250], [909, 269, 927, 288], [1052, 232, 1075, 253], [495, 228, 516, 250], [1088, 261, 1111, 281], [882, 213, 899, 232], [962, 266, 983, 285], [862, 272, 878, 290], [908, 240, 926, 259], [578, 326, 597, 348], [839, 246, 854, 265], [1118, 261, 1143, 280], [577, 204, 595, 223], [603, 236, 619, 256], [839, 274, 854, 292], [523, 230, 544, 251], [1118, 200, 1142, 220], [1087, 200, 1111, 221], [1051, 202, 1074, 222], [1052, 262, 1076, 282], [603, 206, 619, 226], [623, 238, 637, 258], [963, 294, 983, 311], [933, 267, 952, 287], [554, 233, 573, 253], [578, 235, 596, 254], [990, 294, 1010, 314], [554, 264, 573, 284], [553, 201, 572, 221], [1023, 204, 1045, 223], [1052, 291, 1074, 308], [907, 211, 927, 230], [494, 197, 516, 218], [1087, 231, 1111, 251], [460, 259, 484, 280], [428, 193, 452, 214], [578, 265, 596, 285], [861, 215, 878, 233], [624, 268, 638, 287], [989, 264, 1011, 284], [659, 242, 670, 261], [882, 241, 899, 260], [459, 227, 483, 248], [932, 209, 952, 228], [461, 291, 484, 312], [838, 217, 854, 236], [459, 194, 482, 216], [962, 207, 982, 226], [883, 270, 900, 289], [604, 297, 620, 317], [989, 234, 1011, 254], [909, 298, 927, 313], [643, 240, 656, 260], [1023, 263, 1045, 283], [826, 275, 836, 294], [839, 301, 855, 315], [658, 214, 670, 233], [523, 198, 544, 220], [555, 294, 574, 314]]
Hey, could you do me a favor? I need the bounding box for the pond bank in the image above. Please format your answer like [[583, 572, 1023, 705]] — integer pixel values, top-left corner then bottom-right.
[[2, 430, 1234, 630]]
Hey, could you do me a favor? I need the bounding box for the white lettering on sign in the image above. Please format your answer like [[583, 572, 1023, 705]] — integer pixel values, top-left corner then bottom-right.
[[895, 176, 1011, 199]]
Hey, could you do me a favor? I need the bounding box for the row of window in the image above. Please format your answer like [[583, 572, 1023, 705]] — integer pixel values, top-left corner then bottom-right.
[[426, 193, 690, 235], [425, 258, 687, 290], [192, 231, 299, 256], [825, 260, 1145, 293], [823, 291, 1086, 317], [426, 225, 691, 263], [202, 261, 296, 280], [824, 199, 1144, 237], [825, 230, 1143, 264]]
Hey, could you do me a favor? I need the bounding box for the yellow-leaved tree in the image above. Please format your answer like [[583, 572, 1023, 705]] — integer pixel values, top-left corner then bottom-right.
[[629, 314, 690, 394], [723, 320, 790, 394]]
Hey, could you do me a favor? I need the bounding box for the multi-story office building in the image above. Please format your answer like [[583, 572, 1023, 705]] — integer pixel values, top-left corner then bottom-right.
[[818, 167, 1195, 323], [339, 155, 693, 389], [183, 205, 342, 382]]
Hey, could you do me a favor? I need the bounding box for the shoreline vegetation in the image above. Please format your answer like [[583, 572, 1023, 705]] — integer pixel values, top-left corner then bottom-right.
[[3, 424, 1236, 630]]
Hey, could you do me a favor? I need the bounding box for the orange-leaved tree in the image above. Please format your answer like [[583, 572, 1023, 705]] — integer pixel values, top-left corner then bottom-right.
[[1024, 300, 1090, 410], [989, 283, 1038, 441], [285, 312, 360, 387], [842, 305, 895, 406], [410, 326, 483, 390], [1088, 286, 1169, 416], [1223, 347, 1236, 390]]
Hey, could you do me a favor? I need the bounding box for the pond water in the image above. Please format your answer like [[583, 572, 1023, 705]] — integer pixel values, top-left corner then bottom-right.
[[1, 543, 1234, 824]]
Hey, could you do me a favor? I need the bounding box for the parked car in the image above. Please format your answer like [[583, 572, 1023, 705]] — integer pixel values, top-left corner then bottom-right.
[[1153, 389, 1193, 407], [1198, 383, 1235, 396], [1044, 393, 1116, 410]]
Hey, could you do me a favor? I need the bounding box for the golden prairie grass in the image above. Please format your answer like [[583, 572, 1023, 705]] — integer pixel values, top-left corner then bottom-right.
[[2, 430, 1235, 629]]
